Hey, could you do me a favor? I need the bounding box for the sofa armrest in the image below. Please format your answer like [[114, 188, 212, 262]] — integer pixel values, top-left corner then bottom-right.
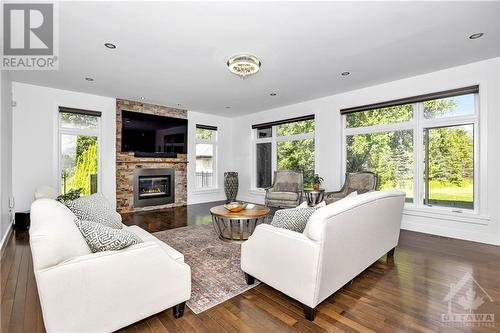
[[241, 224, 320, 307], [264, 186, 274, 193], [35, 241, 191, 333]]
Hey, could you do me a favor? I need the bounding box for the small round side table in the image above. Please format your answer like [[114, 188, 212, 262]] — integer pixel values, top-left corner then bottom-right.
[[303, 188, 325, 207], [210, 204, 270, 243]]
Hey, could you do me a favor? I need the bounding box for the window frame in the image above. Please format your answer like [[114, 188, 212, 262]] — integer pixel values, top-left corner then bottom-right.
[[342, 92, 480, 215], [252, 119, 315, 190], [57, 109, 102, 195], [194, 126, 218, 190]]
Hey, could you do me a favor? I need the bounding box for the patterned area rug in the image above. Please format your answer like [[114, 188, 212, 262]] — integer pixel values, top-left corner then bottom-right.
[[153, 224, 260, 314]]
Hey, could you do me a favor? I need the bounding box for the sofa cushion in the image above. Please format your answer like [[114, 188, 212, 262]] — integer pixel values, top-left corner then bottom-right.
[[271, 207, 317, 233], [75, 219, 142, 253], [267, 191, 299, 202], [126, 225, 185, 262], [34, 185, 58, 200], [30, 199, 92, 270], [65, 193, 123, 229]]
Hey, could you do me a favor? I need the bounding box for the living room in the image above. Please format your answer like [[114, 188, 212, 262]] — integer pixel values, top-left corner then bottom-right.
[[1, 1, 499, 332]]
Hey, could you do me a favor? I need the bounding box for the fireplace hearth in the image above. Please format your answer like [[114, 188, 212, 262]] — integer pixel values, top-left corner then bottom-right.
[[134, 168, 175, 208]]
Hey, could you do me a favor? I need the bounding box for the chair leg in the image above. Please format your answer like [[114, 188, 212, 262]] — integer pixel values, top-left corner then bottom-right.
[[173, 301, 186, 319], [244, 273, 255, 285], [303, 305, 316, 321]]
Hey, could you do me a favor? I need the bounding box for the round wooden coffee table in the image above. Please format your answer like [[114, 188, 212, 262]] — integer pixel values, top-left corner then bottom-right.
[[210, 204, 270, 243]]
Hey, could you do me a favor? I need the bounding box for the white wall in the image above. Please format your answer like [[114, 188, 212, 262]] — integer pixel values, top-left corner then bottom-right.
[[12, 83, 117, 211], [233, 57, 500, 246], [11, 82, 232, 209], [187, 111, 233, 204], [0, 71, 14, 248]]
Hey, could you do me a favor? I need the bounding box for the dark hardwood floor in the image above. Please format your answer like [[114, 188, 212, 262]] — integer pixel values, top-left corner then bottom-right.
[[2, 201, 499, 332]]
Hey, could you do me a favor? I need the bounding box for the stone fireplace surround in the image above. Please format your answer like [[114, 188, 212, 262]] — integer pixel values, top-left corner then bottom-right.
[[116, 99, 187, 213]]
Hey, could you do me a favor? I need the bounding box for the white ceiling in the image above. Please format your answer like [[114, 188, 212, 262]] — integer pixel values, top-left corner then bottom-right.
[[7, 1, 500, 116]]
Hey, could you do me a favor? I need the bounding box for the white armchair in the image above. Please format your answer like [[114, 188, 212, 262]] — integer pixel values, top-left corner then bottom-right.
[[241, 190, 405, 320], [30, 198, 191, 332]]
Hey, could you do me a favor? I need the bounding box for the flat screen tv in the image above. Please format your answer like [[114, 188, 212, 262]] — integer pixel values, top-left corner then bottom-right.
[[121, 110, 188, 154]]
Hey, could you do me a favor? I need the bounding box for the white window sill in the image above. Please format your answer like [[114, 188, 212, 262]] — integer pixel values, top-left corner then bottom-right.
[[403, 206, 490, 226], [192, 188, 221, 194]]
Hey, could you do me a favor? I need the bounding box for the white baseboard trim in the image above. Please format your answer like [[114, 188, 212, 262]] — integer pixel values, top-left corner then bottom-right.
[[0, 222, 14, 257], [401, 220, 499, 246]]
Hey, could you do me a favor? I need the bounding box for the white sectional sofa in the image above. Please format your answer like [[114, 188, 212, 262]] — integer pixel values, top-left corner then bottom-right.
[[29, 198, 191, 332], [241, 190, 406, 320]]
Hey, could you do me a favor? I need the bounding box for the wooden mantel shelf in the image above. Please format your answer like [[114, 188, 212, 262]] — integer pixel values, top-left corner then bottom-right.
[[116, 153, 188, 164], [116, 158, 188, 164]]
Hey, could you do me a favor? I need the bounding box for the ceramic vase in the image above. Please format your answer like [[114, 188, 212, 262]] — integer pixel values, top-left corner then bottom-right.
[[224, 172, 239, 202]]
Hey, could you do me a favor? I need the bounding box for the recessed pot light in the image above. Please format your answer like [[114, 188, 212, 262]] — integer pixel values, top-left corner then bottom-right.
[[341, 71, 350, 76], [85, 77, 94, 81], [469, 33, 484, 40], [225, 106, 231, 109], [104, 42, 117, 49], [270, 93, 277, 96]]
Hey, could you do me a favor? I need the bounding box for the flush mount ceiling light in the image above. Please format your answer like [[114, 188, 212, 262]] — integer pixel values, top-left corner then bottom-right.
[[85, 77, 94, 81], [227, 54, 261, 78], [469, 33, 484, 40], [104, 42, 116, 49], [341, 71, 350, 76]]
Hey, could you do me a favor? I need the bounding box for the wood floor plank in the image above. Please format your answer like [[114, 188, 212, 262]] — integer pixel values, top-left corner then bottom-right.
[[22, 252, 38, 333], [5, 243, 29, 333], [145, 315, 172, 333], [1, 232, 16, 296], [195, 311, 229, 333], [9, 241, 30, 332], [2, 201, 499, 333]]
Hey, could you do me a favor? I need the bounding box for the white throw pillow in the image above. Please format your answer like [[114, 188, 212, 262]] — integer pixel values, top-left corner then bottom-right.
[[296, 201, 309, 208], [74, 219, 142, 253], [271, 207, 316, 233], [315, 201, 326, 208], [273, 201, 326, 232], [297, 200, 326, 208], [65, 193, 123, 229]]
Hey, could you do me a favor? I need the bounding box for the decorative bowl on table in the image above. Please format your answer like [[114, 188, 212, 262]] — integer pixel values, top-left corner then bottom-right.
[[223, 202, 248, 212]]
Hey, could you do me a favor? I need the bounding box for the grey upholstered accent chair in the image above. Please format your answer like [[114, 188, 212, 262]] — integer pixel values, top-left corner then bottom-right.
[[325, 172, 378, 204], [265, 170, 303, 208]]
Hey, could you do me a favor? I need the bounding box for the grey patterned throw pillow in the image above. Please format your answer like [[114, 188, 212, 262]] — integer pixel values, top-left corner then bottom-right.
[[65, 193, 123, 229], [74, 219, 142, 253], [271, 207, 317, 233]]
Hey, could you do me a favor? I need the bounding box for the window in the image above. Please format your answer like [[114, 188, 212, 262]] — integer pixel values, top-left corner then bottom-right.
[[256, 142, 272, 188], [195, 125, 217, 189], [346, 129, 414, 202], [343, 86, 478, 211], [59, 107, 101, 195], [253, 116, 315, 188]]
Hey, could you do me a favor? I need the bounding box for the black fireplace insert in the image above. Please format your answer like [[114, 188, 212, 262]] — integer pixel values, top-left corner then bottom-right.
[[134, 168, 175, 208]]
